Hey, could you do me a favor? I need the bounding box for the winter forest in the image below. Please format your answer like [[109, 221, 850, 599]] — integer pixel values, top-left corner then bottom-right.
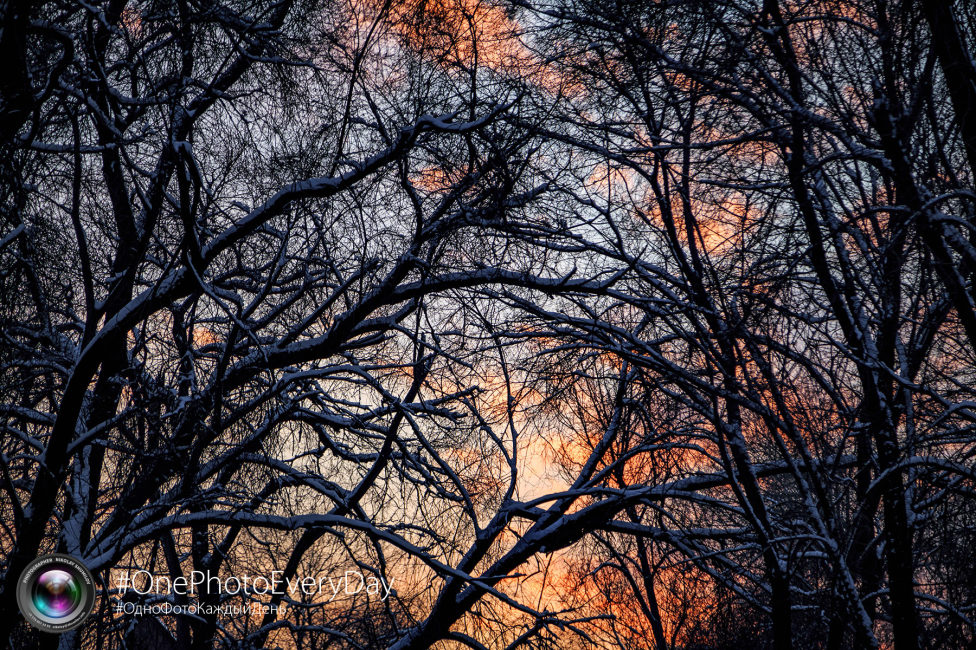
[[1, 0, 975, 648]]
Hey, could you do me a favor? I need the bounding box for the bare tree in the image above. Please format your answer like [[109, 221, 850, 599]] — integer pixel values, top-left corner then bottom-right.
[[494, 0, 976, 648], [2, 0, 975, 649]]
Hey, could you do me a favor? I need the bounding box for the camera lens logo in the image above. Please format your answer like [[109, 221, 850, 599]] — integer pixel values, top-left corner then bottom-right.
[[17, 554, 95, 633]]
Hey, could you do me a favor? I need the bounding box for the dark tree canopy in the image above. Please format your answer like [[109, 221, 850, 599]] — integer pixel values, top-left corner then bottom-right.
[[1, 0, 975, 649]]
